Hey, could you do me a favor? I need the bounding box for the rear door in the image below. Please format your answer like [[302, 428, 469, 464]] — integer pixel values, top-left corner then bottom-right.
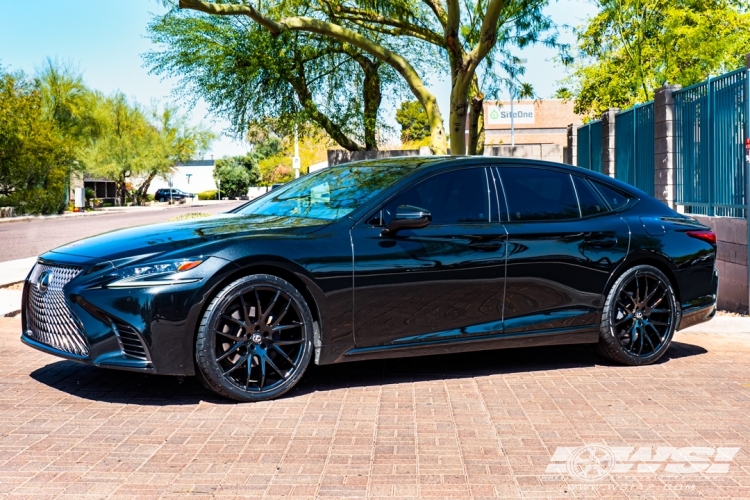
[[351, 167, 507, 348], [495, 166, 630, 334]]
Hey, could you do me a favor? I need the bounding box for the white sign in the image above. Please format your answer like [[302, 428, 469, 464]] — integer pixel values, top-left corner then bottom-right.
[[486, 104, 535, 125]]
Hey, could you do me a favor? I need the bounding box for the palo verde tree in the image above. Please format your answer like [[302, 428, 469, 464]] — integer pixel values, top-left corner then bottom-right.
[[323, 0, 561, 154], [175, 0, 562, 155], [560, 0, 750, 117], [173, 0, 448, 153], [147, 8, 409, 151]]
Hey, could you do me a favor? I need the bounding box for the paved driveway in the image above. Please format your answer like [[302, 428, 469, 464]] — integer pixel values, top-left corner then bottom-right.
[[0, 316, 749, 499]]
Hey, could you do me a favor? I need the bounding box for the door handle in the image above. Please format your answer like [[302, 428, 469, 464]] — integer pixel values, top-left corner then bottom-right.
[[469, 241, 502, 251], [584, 235, 617, 249]]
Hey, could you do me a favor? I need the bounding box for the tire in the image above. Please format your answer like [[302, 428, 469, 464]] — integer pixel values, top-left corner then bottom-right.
[[157, 197, 166, 203], [596, 264, 679, 366], [195, 274, 314, 402]]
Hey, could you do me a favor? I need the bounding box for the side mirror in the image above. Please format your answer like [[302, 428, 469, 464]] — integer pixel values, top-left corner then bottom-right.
[[381, 205, 432, 236]]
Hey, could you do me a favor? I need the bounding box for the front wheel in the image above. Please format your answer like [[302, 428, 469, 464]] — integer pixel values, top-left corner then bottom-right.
[[195, 274, 314, 401], [596, 265, 679, 365]]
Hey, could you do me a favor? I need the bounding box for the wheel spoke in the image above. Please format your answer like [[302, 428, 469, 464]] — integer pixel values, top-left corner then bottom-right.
[[265, 355, 287, 379], [645, 282, 660, 303], [263, 291, 281, 324], [221, 314, 245, 329], [644, 321, 663, 346], [648, 319, 668, 326], [615, 313, 633, 326], [217, 341, 244, 362], [650, 308, 670, 315], [274, 322, 302, 332], [239, 294, 253, 327], [216, 330, 244, 342], [259, 355, 266, 390], [222, 352, 249, 375], [275, 339, 304, 346], [637, 325, 645, 355], [271, 299, 292, 327], [254, 288, 263, 324], [272, 344, 296, 367], [635, 276, 641, 303], [649, 289, 668, 309]]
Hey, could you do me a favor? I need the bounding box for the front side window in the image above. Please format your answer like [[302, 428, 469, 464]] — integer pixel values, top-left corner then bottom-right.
[[237, 164, 415, 221], [499, 167, 580, 222], [384, 168, 491, 225]]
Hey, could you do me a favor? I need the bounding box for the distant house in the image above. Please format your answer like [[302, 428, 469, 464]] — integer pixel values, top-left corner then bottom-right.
[[148, 159, 217, 195]]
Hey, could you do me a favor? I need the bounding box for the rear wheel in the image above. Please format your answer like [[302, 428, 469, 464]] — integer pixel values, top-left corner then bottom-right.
[[195, 274, 313, 401], [596, 265, 679, 365]]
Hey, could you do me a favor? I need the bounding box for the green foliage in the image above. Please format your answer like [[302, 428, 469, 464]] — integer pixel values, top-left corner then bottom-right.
[[0, 70, 73, 215], [395, 101, 430, 143], [197, 190, 218, 200], [565, 0, 750, 116], [214, 157, 252, 198], [145, 7, 407, 150]]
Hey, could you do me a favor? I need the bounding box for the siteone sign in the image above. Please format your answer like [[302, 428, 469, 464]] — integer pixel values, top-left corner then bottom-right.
[[487, 104, 535, 125]]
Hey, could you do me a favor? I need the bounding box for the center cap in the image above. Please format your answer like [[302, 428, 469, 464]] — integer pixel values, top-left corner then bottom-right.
[[251, 332, 263, 344], [634, 310, 643, 319]]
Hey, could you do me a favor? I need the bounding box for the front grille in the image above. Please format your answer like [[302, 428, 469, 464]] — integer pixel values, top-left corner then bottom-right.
[[25, 263, 89, 356], [112, 321, 149, 361]]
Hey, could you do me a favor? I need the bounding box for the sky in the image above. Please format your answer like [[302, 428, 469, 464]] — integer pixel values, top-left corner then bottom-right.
[[0, 0, 597, 158]]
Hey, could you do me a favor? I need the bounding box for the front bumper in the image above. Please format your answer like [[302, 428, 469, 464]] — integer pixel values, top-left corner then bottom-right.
[[20, 256, 233, 376]]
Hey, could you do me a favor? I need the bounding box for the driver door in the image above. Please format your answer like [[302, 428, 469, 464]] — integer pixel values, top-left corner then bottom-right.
[[350, 167, 507, 348]]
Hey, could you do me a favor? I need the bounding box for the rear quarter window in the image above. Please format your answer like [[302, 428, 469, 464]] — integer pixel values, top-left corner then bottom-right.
[[592, 181, 632, 210]]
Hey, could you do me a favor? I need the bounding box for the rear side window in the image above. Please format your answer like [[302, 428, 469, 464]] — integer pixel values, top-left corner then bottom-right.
[[499, 167, 580, 221], [593, 182, 631, 210], [573, 176, 607, 216]]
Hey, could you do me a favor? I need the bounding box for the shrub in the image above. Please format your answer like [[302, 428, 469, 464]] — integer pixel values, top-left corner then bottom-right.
[[198, 190, 217, 200]]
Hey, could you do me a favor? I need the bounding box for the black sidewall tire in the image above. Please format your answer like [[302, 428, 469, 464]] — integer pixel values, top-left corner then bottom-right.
[[596, 265, 680, 366], [195, 274, 314, 402]]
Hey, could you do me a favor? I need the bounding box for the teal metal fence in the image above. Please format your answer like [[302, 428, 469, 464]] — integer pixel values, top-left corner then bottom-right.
[[576, 120, 602, 172], [674, 68, 748, 217], [615, 102, 655, 195]]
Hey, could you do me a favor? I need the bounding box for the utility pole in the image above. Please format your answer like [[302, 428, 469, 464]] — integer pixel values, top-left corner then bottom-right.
[[293, 124, 301, 179], [507, 58, 528, 149]]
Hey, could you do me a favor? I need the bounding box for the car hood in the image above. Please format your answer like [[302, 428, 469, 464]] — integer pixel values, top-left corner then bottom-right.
[[45, 213, 329, 264]]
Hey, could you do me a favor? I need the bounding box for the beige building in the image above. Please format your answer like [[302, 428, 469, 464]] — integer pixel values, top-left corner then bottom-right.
[[479, 99, 583, 162]]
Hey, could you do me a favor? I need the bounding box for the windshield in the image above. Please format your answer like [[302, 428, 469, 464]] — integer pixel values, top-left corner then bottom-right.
[[237, 165, 413, 221]]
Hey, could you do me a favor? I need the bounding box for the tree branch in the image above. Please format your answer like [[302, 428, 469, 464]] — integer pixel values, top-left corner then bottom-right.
[[179, 0, 447, 153]]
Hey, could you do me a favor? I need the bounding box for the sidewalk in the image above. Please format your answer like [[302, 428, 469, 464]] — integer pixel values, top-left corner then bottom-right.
[[0, 257, 36, 317]]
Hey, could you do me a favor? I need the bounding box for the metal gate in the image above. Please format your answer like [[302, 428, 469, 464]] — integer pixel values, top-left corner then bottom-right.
[[614, 102, 654, 196], [576, 120, 602, 173], [674, 68, 748, 217]]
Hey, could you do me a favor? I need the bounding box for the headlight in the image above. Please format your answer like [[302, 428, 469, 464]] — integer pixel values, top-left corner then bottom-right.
[[107, 258, 205, 288]]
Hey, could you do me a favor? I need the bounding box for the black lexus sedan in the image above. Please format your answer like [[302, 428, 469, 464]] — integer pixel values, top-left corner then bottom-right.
[[22, 157, 718, 401]]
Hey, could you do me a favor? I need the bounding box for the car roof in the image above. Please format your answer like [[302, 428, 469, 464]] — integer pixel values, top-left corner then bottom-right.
[[335, 155, 644, 197]]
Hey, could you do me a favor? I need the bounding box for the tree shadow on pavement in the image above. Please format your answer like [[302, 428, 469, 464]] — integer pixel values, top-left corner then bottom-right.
[[29, 341, 706, 405]]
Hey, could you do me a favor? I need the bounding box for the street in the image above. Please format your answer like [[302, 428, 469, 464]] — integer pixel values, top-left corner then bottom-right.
[[0, 202, 245, 262]]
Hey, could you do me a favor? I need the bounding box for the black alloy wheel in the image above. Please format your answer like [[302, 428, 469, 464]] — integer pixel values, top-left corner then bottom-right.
[[195, 274, 313, 401], [597, 265, 679, 365]]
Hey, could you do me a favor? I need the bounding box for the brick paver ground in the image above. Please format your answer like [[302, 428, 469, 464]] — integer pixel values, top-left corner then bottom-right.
[[1, 316, 749, 499]]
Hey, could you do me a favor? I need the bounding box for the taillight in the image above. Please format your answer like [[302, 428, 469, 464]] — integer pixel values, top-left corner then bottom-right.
[[686, 230, 717, 245]]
